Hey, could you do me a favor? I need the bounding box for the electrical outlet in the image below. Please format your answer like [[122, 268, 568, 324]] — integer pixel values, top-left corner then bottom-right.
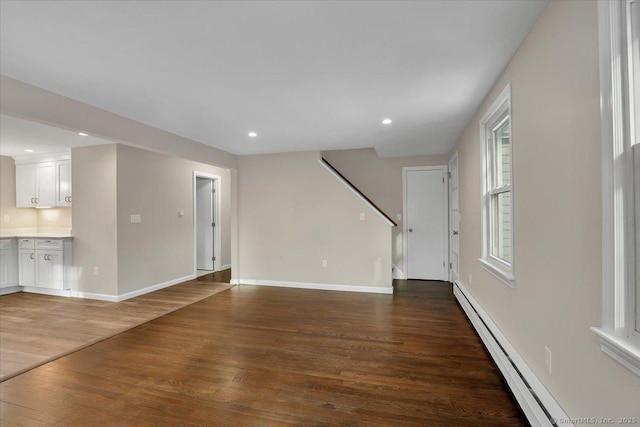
[[93, 267, 100, 276], [545, 346, 552, 373], [130, 214, 142, 223], [359, 212, 365, 221], [396, 213, 402, 221], [321, 259, 328, 268]]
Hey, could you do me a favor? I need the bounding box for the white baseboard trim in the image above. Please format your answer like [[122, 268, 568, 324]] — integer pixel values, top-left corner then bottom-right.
[[0, 285, 22, 295], [70, 291, 119, 302], [453, 281, 571, 427], [235, 279, 393, 294], [230, 279, 240, 285], [116, 274, 196, 302], [219, 264, 231, 271], [21, 286, 71, 298], [392, 264, 407, 280]]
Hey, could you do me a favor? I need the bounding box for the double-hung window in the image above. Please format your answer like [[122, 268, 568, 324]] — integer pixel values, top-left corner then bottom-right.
[[479, 84, 515, 287], [593, 0, 640, 376]]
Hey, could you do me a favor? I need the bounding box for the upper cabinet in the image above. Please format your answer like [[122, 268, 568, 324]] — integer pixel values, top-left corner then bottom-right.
[[15, 154, 72, 208], [55, 160, 72, 206]]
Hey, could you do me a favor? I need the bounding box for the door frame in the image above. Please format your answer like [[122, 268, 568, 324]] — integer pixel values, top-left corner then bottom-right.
[[448, 152, 459, 282], [402, 165, 449, 281], [193, 171, 221, 273]]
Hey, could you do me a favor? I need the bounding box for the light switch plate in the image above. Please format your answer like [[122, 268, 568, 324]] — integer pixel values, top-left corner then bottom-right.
[[130, 214, 142, 223]]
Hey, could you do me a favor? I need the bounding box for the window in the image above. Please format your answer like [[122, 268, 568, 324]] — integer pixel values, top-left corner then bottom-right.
[[592, 0, 640, 376], [479, 84, 514, 287]]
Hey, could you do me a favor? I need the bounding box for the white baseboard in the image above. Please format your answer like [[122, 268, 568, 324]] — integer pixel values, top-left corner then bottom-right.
[[21, 286, 71, 298], [70, 291, 119, 302], [0, 285, 22, 295], [219, 264, 231, 271], [392, 264, 406, 280], [234, 279, 393, 294], [116, 274, 196, 302], [453, 281, 571, 427]]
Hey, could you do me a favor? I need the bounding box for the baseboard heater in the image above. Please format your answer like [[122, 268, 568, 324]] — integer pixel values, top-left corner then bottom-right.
[[453, 281, 572, 427]]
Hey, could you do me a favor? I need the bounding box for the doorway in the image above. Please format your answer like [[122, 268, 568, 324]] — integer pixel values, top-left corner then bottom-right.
[[402, 166, 448, 281], [448, 153, 459, 283], [194, 172, 221, 275]]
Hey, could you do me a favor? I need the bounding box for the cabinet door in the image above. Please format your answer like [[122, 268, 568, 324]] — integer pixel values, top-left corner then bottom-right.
[[15, 164, 36, 208], [35, 251, 64, 289], [19, 250, 35, 287], [55, 160, 72, 206], [0, 250, 8, 288], [36, 162, 56, 207]]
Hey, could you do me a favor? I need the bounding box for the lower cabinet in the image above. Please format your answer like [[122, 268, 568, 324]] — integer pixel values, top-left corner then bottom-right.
[[0, 239, 18, 290], [18, 238, 70, 290]]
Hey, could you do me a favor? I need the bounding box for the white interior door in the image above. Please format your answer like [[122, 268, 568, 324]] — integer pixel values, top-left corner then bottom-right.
[[196, 178, 214, 270], [404, 167, 448, 280], [449, 153, 459, 283]]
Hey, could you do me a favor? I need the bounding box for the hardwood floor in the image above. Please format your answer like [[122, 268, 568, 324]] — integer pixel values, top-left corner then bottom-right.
[[0, 270, 231, 381], [0, 280, 526, 426]]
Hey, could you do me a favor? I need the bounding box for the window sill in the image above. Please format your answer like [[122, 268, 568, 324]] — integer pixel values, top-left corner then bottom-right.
[[591, 327, 640, 377], [479, 257, 515, 288]]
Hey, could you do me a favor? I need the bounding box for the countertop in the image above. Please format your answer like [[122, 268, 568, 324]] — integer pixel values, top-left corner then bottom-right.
[[0, 229, 73, 239]]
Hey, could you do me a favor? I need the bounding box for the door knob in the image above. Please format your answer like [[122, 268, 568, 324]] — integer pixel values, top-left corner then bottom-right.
[[408, 228, 413, 232], [453, 231, 458, 235]]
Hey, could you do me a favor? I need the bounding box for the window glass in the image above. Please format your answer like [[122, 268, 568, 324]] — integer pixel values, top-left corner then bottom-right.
[[491, 191, 512, 263], [493, 119, 511, 188]]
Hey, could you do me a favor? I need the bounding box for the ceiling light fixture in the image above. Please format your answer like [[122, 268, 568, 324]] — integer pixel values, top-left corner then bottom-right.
[[382, 118, 393, 125], [78, 132, 88, 136], [248, 132, 257, 138], [24, 149, 34, 153]]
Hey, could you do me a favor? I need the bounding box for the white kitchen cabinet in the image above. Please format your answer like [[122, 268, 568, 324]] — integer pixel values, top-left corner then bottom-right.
[[15, 162, 57, 208], [18, 238, 71, 291], [15, 154, 72, 208], [1, 239, 18, 291], [35, 251, 64, 289], [15, 163, 36, 207], [18, 249, 35, 287], [55, 160, 72, 206]]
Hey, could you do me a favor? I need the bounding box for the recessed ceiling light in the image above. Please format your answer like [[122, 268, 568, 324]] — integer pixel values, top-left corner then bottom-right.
[[248, 132, 257, 138], [382, 118, 393, 125], [78, 132, 88, 136], [24, 149, 34, 153]]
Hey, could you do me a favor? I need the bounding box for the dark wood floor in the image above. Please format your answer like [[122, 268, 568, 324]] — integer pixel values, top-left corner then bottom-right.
[[0, 280, 525, 426]]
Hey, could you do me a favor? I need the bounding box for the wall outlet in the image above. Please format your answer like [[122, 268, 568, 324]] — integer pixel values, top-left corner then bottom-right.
[[178, 210, 184, 217], [397, 213, 401, 221], [545, 346, 552, 373], [93, 266, 100, 276], [130, 214, 142, 223], [321, 259, 328, 268], [3, 215, 9, 223], [359, 212, 365, 221]]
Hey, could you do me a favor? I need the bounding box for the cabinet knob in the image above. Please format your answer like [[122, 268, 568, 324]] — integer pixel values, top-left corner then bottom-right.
[[408, 228, 413, 232], [30, 253, 34, 260], [34, 198, 38, 204], [30, 198, 35, 204]]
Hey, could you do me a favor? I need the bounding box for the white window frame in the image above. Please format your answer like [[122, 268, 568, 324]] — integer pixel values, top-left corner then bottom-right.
[[479, 84, 515, 288], [591, 0, 640, 377]]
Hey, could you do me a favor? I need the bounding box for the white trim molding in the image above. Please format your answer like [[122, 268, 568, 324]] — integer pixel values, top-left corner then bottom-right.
[[392, 264, 407, 280], [454, 281, 571, 427], [595, 0, 640, 376], [193, 171, 222, 274], [234, 279, 393, 295], [70, 291, 119, 302], [116, 274, 196, 302], [219, 264, 231, 271], [21, 286, 71, 298], [0, 285, 23, 296], [478, 83, 515, 288]]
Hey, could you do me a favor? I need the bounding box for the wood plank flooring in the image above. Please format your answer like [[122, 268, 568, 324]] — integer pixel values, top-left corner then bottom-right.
[[0, 270, 231, 381], [0, 280, 526, 426]]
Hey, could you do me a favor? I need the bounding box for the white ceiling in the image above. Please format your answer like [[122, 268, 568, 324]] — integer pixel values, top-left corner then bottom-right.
[[0, 114, 111, 157], [0, 1, 547, 158]]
